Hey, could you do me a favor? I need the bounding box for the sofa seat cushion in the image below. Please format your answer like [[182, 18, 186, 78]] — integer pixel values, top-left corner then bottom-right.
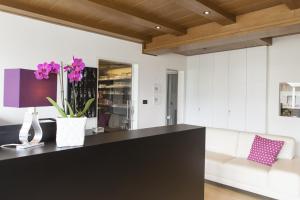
[[269, 158, 300, 196], [222, 158, 270, 188], [205, 151, 234, 176]]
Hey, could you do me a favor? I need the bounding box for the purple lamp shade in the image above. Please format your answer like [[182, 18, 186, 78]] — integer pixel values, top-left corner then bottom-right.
[[3, 68, 57, 108]]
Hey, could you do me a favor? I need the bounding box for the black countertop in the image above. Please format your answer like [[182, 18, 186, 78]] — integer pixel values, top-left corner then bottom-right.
[[0, 124, 205, 200], [0, 124, 202, 161]]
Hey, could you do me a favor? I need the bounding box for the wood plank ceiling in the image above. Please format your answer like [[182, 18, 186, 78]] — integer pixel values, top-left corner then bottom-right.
[[0, 0, 300, 55]]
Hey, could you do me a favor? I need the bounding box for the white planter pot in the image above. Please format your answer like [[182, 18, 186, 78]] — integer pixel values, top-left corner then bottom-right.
[[56, 117, 87, 147]]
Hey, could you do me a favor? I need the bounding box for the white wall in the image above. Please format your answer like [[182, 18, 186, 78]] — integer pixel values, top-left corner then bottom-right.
[[268, 34, 300, 155], [0, 11, 186, 129], [185, 34, 300, 156]]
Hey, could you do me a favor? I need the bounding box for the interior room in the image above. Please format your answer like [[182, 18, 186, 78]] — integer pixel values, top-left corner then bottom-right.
[[0, 0, 300, 200]]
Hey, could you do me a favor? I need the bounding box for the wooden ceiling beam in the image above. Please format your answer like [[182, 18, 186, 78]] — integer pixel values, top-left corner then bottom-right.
[[175, 0, 235, 25], [0, 2, 151, 43], [88, 0, 186, 35], [282, 0, 300, 10], [257, 38, 273, 46], [174, 38, 272, 56], [143, 5, 300, 55]]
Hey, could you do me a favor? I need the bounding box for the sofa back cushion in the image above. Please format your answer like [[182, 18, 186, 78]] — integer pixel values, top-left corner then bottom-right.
[[206, 128, 239, 157], [237, 132, 296, 160]]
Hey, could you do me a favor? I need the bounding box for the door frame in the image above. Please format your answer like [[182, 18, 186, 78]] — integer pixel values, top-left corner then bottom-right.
[[166, 69, 179, 125], [97, 59, 138, 130]]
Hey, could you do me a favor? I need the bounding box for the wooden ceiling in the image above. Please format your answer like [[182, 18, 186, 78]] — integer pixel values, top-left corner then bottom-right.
[[0, 0, 300, 55]]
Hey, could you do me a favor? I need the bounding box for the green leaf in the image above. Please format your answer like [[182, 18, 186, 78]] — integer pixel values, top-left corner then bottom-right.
[[77, 98, 95, 118], [46, 97, 67, 118], [65, 100, 75, 118]]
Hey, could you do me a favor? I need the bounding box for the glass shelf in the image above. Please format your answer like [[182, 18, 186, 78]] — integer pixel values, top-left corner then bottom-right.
[[102, 93, 131, 95], [99, 77, 131, 81], [98, 85, 131, 89], [98, 104, 128, 108]]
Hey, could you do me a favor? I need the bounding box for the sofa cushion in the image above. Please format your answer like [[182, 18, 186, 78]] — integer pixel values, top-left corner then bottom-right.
[[222, 158, 270, 188], [247, 135, 284, 166], [205, 151, 234, 176], [269, 158, 300, 196], [206, 128, 239, 157], [237, 132, 296, 160]]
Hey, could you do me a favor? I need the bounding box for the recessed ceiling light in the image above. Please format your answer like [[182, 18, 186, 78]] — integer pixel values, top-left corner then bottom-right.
[[203, 11, 211, 15], [155, 26, 161, 30]]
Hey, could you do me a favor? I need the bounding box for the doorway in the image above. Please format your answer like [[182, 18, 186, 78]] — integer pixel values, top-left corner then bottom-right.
[[98, 60, 133, 132], [166, 70, 178, 125]]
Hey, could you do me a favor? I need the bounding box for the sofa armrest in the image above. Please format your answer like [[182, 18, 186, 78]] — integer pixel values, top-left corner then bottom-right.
[[269, 158, 300, 197]]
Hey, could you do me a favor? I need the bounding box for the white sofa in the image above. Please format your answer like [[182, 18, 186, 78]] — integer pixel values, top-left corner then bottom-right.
[[205, 128, 300, 200]]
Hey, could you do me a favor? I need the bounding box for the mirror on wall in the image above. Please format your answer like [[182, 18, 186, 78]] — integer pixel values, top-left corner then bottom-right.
[[279, 83, 300, 117]]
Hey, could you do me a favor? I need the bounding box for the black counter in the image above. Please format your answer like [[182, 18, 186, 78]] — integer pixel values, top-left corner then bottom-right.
[[0, 124, 205, 200]]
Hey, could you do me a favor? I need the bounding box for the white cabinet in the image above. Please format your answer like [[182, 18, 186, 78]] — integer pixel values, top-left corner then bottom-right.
[[185, 54, 214, 126], [198, 54, 214, 127], [212, 52, 229, 129], [228, 49, 247, 131], [246, 47, 267, 133], [185, 56, 200, 125], [185, 47, 267, 133]]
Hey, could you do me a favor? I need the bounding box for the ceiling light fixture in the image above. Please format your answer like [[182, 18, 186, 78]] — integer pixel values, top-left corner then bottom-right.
[[203, 11, 211, 15], [155, 26, 161, 30]]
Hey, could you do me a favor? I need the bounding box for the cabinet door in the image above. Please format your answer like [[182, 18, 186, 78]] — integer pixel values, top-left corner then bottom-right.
[[228, 49, 247, 131], [246, 47, 267, 133], [212, 52, 229, 129], [185, 56, 200, 125], [198, 54, 214, 127]]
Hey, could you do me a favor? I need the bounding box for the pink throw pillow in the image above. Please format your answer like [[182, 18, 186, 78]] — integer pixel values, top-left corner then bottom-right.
[[247, 135, 284, 166]]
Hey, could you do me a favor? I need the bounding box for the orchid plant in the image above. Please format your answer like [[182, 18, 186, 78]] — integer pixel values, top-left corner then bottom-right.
[[34, 57, 94, 118]]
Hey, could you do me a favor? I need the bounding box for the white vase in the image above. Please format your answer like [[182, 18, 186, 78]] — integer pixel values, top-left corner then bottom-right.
[[56, 117, 87, 147]]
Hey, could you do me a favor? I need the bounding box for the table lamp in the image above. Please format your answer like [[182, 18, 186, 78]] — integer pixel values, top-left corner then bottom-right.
[[3, 68, 57, 149]]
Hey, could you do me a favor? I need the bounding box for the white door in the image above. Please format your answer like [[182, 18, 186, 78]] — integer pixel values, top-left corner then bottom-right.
[[228, 49, 247, 131], [198, 54, 214, 127], [212, 52, 229, 129], [185, 56, 200, 125], [246, 47, 267, 133]]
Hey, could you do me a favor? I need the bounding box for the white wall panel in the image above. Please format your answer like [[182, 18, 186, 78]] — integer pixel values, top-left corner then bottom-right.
[[246, 47, 267, 133], [185, 56, 200, 125], [228, 49, 247, 131], [198, 54, 214, 126], [212, 52, 229, 129]]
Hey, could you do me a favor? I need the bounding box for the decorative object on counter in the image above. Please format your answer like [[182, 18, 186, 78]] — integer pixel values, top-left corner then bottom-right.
[[34, 57, 94, 147], [67, 67, 97, 118], [56, 117, 87, 147], [3, 68, 57, 149], [0, 120, 56, 146], [92, 127, 105, 134]]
